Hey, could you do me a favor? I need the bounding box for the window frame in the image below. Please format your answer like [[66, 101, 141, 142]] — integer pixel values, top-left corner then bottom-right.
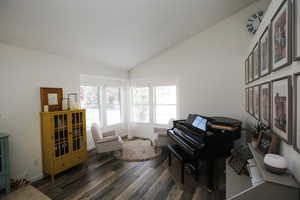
[[130, 84, 178, 125], [153, 85, 177, 125], [131, 86, 151, 123], [80, 85, 124, 128], [80, 85, 102, 128], [103, 86, 124, 126]]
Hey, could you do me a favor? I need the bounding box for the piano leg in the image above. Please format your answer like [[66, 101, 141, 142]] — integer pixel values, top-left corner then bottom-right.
[[168, 151, 171, 167], [207, 160, 214, 192], [181, 162, 185, 184], [195, 161, 199, 182]]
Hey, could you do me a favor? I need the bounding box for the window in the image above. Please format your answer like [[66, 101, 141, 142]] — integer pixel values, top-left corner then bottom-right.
[[80, 86, 123, 127], [132, 87, 150, 123], [130, 85, 177, 125], [80, 86, 101, 128], [154, 85, 177, 124], [104, 87, 122, 126]]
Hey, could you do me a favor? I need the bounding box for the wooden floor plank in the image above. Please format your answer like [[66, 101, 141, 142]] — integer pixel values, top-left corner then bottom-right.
[[114, 167, 155, 200], [141, 169, 171, 200], [180, 188, 196, 200], [128, 161, 166, 200], [192, 188, 204, 200], [50, 159, 123, 199], [154, 178, 175, 200], [75, 162, 139, 200], [64, 171, 115, 200], [90, 162, 151, 200], [32, 149, 225, 200], [86, 162, 146, 200], [38, 156, 116, 195], [166, 184, 184, 200]]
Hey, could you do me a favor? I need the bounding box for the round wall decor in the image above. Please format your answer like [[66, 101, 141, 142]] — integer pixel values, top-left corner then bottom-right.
[[247, 10, 264, 34]]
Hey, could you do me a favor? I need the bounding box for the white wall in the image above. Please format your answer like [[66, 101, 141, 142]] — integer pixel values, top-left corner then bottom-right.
[[0, 43, 128, 181], [129, 0, 271, 138], [245, 0, 300, 182]]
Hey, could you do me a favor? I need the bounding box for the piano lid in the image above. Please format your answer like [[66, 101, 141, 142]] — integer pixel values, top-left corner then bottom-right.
[[210, 116, 242, 127]]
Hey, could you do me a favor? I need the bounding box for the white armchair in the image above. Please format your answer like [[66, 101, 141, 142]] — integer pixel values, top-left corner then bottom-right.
[[91, 123, 123, 154]]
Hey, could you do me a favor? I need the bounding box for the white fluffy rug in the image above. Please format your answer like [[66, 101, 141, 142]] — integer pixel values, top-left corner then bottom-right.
[[113, 139, 162, 162]]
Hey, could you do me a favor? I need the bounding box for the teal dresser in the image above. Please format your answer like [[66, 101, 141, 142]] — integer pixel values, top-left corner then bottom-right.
[[0, 134, 10, 193]]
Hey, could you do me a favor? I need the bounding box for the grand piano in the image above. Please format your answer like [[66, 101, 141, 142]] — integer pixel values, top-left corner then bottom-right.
[[167, 114, 242, 191]]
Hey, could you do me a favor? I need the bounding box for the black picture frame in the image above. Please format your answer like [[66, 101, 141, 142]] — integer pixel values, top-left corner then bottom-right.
[[253, 43, 260, 81], [259, 26, 271, 77], [245, 88, 247, 112], [248, 53, 254, 83], [293, 73, 300, 153], [271, 76, 292, 144], [246, 88, 249, 113], [249, 87, 254, 116], [253, 85, 260, 120], [245, 58, 249, 84], [260, 82, 271, 128], [294, 0, 300, 60], [271, 0, 292, 71]]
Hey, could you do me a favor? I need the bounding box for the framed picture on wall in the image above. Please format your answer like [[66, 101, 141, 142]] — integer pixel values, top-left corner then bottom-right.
[[249, 87, 254, 115], [259, 26, 271, 77], [293, 73, 300, 152], [260, 82, 271, 127], [294, 0, 300, 60], [253, 85, 260, 120], [246, 88, 249, 112], [271, 76, 292, 144], [271, 0, 292, 71], [253, 43, 260, 80], [248, 53, 254, 83], [245, 58, 249, 84]]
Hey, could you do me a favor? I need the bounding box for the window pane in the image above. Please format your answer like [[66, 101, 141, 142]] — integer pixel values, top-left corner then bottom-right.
[[133, 87, 149, 104], [105, 87, 121, 125], [132, 87, 150, 122], [106, 105, 121, 125], [80, 86, 100, 128], [86, 108, 100, 128], [133, 105, 150, 123], [155, 86, 176, 104], [80, 86, 99, 108], [155, 105, 176, 124], [105, 87, 120, 104]]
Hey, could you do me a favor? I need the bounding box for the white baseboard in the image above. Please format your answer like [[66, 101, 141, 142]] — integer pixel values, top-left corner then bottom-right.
[[88, 147, 96, 152], [28, 173, 44, 183]]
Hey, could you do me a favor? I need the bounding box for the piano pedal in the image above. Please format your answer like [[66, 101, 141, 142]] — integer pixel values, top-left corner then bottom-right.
[[207, 185, 215, 193]]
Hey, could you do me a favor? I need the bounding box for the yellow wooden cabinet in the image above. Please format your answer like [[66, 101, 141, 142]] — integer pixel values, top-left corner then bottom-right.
[[40, 110, 87, 182]]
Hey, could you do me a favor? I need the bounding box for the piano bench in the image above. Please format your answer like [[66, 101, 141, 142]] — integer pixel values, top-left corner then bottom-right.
[[167, 144, 199, 184]]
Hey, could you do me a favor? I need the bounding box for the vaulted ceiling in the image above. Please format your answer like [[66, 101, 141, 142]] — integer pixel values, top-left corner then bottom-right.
[[0, 0, 256, 69]]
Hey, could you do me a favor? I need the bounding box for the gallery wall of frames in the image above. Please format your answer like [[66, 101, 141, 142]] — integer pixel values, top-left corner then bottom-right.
[[245, 0, 300, 153]]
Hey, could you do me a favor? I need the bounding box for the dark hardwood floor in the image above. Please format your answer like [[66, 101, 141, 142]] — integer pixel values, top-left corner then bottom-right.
[[32, 150, 225, 200]]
